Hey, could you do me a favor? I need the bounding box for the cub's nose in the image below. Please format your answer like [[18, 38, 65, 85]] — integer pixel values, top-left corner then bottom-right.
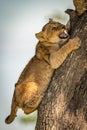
[[59, 30, 69, 39]]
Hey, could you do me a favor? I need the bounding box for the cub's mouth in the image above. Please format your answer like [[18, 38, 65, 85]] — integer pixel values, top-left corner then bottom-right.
[[59, 30, 69, 47], [59, 30, 69, 39]]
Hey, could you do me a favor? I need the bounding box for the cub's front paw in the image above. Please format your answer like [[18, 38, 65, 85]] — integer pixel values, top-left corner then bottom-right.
[[69, 37, 81, 50]]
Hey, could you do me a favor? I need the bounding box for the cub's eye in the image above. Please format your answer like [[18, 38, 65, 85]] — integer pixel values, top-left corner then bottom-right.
[[52, 26, 58, 31], [62, 26, 65, 29]]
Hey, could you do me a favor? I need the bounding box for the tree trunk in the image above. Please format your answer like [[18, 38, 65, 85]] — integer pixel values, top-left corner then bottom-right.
[[35, 10, 87, 130]]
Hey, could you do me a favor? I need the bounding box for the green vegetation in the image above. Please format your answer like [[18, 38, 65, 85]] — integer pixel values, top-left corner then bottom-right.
[[19, 111, 37, 124]]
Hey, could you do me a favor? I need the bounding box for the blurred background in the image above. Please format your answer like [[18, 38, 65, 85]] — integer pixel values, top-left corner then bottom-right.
[[0, 0, 74, 130]]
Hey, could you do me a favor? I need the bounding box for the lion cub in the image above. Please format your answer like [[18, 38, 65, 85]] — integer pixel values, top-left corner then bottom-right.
[[5, 19, 80, 124]]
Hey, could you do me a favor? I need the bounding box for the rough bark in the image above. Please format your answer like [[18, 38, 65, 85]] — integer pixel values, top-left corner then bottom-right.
[[35, 10, 87, 130]]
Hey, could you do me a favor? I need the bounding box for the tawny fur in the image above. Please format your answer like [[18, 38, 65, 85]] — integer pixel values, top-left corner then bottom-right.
[[73, 0, 87, 15], [5, 19, 81, 124]]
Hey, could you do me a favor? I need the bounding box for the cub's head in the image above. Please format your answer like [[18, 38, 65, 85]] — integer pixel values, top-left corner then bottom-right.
[[36, 19, 69, 47]]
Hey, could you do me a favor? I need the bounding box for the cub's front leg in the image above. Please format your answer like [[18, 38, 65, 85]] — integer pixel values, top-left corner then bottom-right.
[[50, 37, 81, 69]]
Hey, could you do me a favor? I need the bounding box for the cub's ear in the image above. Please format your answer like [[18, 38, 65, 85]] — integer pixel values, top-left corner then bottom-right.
[[49, 18, 53, 23], [35, 31, 45, 42]]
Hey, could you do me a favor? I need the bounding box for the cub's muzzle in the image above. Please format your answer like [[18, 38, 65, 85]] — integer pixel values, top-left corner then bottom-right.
[[59, 30, 69, 39]]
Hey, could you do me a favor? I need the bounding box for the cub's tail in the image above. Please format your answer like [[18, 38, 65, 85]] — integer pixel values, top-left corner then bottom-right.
[[5, 93, 18, 124]]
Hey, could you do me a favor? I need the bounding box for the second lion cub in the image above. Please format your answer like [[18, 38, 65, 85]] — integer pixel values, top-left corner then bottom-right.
[[5, 19, 80, 124]]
